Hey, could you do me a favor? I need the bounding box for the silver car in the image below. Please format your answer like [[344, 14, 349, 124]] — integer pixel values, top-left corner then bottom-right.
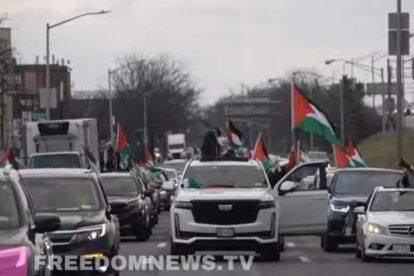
[[355, 187, 414, 261]]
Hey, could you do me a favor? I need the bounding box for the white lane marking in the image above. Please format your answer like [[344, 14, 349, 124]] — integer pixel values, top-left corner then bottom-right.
[[157, 242, 167, 248], [286, 242, 296, 248], [299, 256, 312, 263]]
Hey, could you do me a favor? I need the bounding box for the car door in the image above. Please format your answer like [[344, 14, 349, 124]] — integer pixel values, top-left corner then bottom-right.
[[274, 162, 329, 236]]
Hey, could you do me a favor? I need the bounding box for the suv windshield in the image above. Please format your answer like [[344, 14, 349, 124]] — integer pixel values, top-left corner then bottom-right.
[[101, 176, 139, 197], [370, 191, 414, 212], [24, 177, 101, 212], [183, 165, 267, 189], [332, 171, 402, 197], [30, 154, 81, 169], [0, 181, 20, 229]]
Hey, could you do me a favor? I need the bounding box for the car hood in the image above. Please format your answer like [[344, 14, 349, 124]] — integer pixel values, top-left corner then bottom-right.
[[107, 196, 139, 205], [369, 211, 414, 226], [176, 188, 273, 201], [39, 211, 106, 230], [331, 196, 368, 205], [0, 229, 26, 247]]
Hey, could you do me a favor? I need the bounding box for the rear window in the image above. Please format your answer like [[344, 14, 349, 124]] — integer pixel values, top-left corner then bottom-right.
[[332, 171, 402, 197], [183, 165, 268, 189], [0, 181, 20, 229], [30, 154, 81, 169], [100, 176, 140, 197], [23, 177, 101, 212]]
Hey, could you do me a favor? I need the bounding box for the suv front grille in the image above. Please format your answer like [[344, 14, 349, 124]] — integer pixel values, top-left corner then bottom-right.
[[49, 233, 75, 244], [191, 200, 259, 225], [388, 225, 414, 236]]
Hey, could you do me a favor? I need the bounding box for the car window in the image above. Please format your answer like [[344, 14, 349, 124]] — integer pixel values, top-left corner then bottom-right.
[[370, 191, 414, 212], [23, 177, 102, 212], [0, 180, 20, 229], [100, 176, 139, 197], [30, 154, 81, 169], [183, 165, 268, 189], [332, 171, 402, 197], [285, 166, 319, 191]]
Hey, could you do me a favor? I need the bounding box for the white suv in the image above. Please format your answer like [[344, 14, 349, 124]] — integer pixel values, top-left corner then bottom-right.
[[170, 158, 281, 261]]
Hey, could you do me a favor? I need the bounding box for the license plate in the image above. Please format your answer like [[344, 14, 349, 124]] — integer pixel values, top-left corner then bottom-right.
[[393, 245, 411, 253], [216, 228, 235, 238]]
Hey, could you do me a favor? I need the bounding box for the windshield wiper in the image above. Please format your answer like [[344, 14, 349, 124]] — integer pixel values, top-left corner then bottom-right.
[[56, 207, 80, 211], [199, 184, 237, 189]]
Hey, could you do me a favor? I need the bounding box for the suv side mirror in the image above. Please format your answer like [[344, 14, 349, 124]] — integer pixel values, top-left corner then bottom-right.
[[353, 206, 366, 215], [279, 181, 299, 195], [109, 201, 128, 215], [34, 214, 61, 233], [162, 181, 175, 191], [143, 190, 153, 198]]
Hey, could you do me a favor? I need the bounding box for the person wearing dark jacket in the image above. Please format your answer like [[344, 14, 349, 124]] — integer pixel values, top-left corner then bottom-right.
[[201, 130, 221, 159]]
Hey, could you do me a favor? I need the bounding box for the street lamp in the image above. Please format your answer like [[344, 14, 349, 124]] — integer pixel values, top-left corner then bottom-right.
[[45, 10, 110, 120]]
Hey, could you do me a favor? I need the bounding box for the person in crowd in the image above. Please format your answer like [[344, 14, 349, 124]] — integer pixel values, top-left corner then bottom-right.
[[200, 130, 221, 159]]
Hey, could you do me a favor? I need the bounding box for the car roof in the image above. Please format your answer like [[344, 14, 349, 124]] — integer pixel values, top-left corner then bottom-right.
[[189, 159, 261, 167], [19, 168, 94, 178], [336, 168, 402, 174], [99, 172, 133, 178], [163, 159, 188, 164], [376, 187, 414, 192], [30, 151, 81, 156]]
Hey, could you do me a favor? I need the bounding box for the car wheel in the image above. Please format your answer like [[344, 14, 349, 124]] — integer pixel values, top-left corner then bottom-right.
[[260, 242, 281, 262], [136, 213, 152, 241], [322, 233, 338, 252], [355, 238, 362, 259], [170, 240, 193, 256], [279, 235, 285, 252], [361, 243, 373, 262]]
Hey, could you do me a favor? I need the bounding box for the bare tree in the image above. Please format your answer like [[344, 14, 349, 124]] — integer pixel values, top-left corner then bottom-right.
[[111, 53, 200, 148]]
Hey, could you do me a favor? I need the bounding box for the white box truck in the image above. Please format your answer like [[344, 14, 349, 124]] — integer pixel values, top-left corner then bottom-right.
[[21, 119, 99, 169], [167, 134, 186, 159]]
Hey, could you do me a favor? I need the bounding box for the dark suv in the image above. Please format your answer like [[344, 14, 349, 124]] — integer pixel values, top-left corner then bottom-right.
[[322, 168, 402, 252], [100, 172, 153, 241], [20, 169, 122, 275], [0, 169, 60, 276]]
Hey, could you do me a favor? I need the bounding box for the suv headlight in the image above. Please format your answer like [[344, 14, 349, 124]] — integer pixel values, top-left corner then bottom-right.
[[330, 204, 350, 213], [367, 223, 387, 235], [259, 201, 276, 209], [75, 223, 107, 242], [174, 201, 193, 209]]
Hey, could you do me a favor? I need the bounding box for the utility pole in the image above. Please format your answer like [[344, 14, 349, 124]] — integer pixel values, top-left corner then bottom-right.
[[339, 75, 345, 146], [45, 23, 50, 120], [381, 68, 386, 135], [396, 0, 403, 160], [372, 56, 376, 109], [108, 70, 114, 142]]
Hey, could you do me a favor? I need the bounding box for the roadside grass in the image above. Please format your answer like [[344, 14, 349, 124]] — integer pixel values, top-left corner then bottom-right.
[[358, 130, 414, 169]]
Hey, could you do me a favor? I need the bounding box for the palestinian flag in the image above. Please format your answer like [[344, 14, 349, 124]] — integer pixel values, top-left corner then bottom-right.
[[333, 144, 355, 169], [298, 148, 311, 165], [226, 121, 243, 149], [293, 85, 340, 145], [0, 148, 25, 170], [347, 139, 367, 168], [144, 147, 163, 173], [0, 148, 12, 168], [253, 133, 271, 171], [116, 123, 133, 170]]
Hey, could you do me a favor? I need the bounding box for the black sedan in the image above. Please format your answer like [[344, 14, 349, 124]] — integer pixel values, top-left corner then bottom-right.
[[0, 170, 60, 276], [100, 172, 153, 241]]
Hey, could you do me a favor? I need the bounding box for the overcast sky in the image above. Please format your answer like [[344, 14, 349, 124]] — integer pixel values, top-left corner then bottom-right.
[[4, 0, 414, 104]]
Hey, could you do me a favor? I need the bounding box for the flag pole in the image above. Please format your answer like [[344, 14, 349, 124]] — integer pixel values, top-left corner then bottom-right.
[[291, 82, 296, 152]]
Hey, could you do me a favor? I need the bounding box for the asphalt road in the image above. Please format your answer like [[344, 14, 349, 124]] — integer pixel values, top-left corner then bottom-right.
[[119, 212, 414, 276]]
